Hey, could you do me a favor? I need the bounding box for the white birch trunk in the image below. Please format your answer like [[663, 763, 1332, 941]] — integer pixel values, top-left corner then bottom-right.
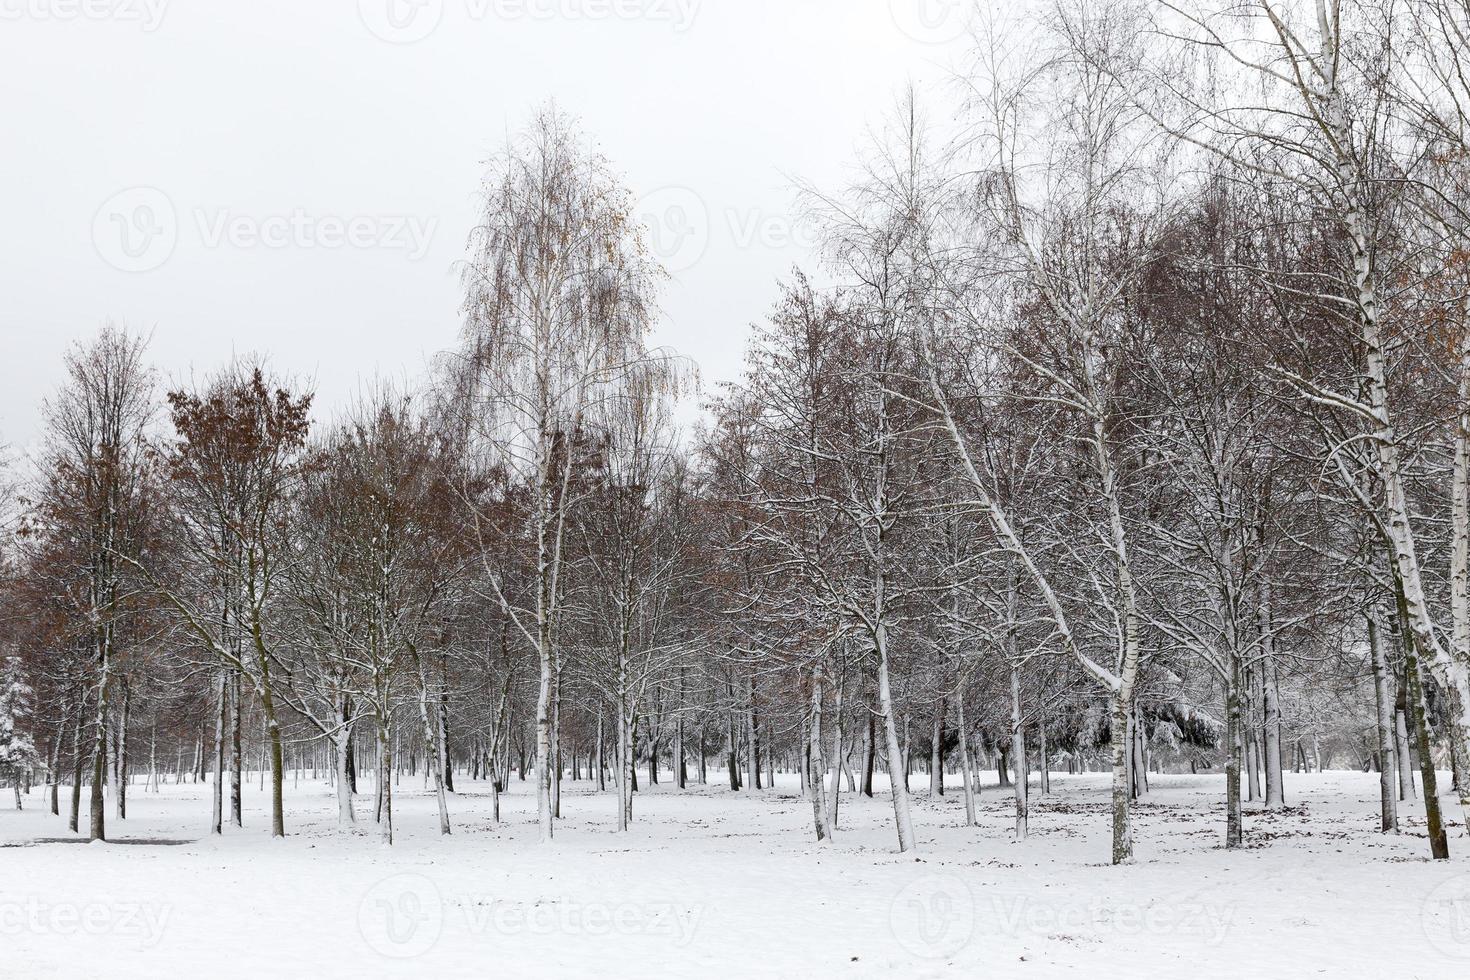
[[826, 676, 842, 830], [1369, 609, 1399, 832], [876, 623, 915, 852], [1010, 666, 1028, 841], [956, 682, 977, 828], [808, 667, 831, 843]]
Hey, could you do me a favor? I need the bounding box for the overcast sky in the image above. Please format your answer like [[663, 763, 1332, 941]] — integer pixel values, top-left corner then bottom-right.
[[0, 0, 972, 452]]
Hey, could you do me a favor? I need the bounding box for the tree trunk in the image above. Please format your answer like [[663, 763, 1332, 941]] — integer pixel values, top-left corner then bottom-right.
[[616, 705, 632, 831], [1396, 582, 1450, 859], [1361, 283, 1470, 835], [615, 653, 632, 829], [862, 713, 875, 799], [1245, 671, 1261, 804], [547, 657, 561, 819], [1258, 605, 1281, 811], [1225, 654, 1243, 849], [1369, 610, 1399, 832], [1010, 666, 1028, 840], [88, 637, 110, 842], [956, 682, 977, 827], [826, 673, 843, 831], [68, 694, 85, 834], [1038, 720, 1050, 795], [876, 624, 915, 852], [534, 519, 556, 843], [901, 713, 912, 794], [115, 680, 129, 820], [597, 711, 608, 793], [211, 672, 226, 835], [747, 677, 761, 791], [419, 680, 450, 836], [47, 716, 62, 816], [674, 675, 686, 790], [253, 650, 286, 838], [930, 700, 945, 797], [334, 725, 356, 829], [1130, 710, 1148, 799], [808, 667, 831, 843], [377, 716, 393, 845], [230, 671, 243, 828], [630, 719, 639, 793], [1390, 611, 1416, 801], [725, 679, 741, 792]]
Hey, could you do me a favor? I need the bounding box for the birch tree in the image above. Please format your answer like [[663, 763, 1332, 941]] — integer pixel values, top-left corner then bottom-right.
[[1159, 0, 1470, 848], [456, 104, 662, 842]]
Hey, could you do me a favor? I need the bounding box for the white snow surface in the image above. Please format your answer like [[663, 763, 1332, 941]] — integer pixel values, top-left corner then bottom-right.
[[1, 770, 1468, 978]]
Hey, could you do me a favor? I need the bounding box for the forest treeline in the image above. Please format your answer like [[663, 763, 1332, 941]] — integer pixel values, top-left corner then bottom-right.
[[3, 0, 1470, 865]]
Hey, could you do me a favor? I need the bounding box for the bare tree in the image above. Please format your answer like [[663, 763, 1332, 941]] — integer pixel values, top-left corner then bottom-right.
[[30, 327, 155, 841], [455, 104, 663, 843], [136, 364, 312, 839]]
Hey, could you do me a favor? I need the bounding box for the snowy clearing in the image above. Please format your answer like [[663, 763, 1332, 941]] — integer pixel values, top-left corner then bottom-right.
[[2, 770, 1467, 978]]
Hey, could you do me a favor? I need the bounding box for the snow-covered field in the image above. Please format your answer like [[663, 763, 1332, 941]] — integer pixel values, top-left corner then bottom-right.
[[1, 771, 1467, 978]]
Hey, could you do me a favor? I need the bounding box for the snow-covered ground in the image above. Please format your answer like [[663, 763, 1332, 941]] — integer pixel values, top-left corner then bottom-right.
[[1, 770, 1467, 978]]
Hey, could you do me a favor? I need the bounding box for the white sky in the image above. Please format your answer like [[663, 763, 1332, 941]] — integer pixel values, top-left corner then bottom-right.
[[0, 0, 972, 451]]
